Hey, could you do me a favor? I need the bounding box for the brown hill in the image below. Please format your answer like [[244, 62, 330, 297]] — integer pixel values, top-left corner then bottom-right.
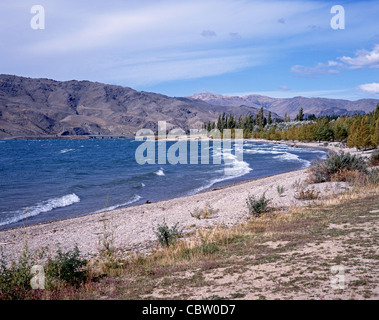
[[0, 75, 279, 139]]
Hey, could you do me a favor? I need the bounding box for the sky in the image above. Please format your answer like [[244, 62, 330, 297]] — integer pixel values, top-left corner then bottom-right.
[[0, 0, 378, 100]]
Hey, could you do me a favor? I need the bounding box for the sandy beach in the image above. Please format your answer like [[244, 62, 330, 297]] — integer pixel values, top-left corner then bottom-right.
[[0, 139, 374, 263]]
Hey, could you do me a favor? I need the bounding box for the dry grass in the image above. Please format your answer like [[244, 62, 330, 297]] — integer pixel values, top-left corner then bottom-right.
[[190, 202, 219, 220]]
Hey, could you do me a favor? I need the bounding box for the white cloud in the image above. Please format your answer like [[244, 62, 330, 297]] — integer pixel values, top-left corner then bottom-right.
[[291, 44, 379, 76], [357, 82, 379, 94], [339, 44, 379, 69]]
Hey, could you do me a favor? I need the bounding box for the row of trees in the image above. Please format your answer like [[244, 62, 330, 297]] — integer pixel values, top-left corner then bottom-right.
[[203, 104, 379, 150], [202, 107, 273, 133], [202, 107, 309, 134]]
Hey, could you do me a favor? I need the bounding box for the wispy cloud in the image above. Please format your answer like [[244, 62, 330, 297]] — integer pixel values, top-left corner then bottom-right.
[[225, 88, 359, 100], [291, 61, 341, 76], [18, 0, 327, 86], [1, 0, 378, 96]]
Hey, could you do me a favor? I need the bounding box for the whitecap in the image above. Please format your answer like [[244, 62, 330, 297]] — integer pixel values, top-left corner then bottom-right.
[[60, 148, 74, 154], [189, 150, 252, 195], [273, 152, 311, 168], [155, 168, 165, 176], [0, 193, 80, 227]]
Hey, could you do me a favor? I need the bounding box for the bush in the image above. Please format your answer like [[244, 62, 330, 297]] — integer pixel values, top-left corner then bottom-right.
[[276, 185, 285, 196], [294, 189, 320, 200], [331, 169, 367, 186], [154, 219, 183, 247], [309, 151, 367, 183], [0, 245, 34, 300], [190, 202, 219, 220], [369, 150, 379, 167], [45, 245, 88, 287], [246, 193, 271, 217], [367, 168, 379, 185]]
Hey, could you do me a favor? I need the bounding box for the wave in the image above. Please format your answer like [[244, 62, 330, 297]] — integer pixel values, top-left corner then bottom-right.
[[189, 150, 252, 195], [0, 193, 80, 227], [60, 148, 75, 154], [244, 149, 283, 155], [93, 195, 142, 214], [132, 182, 146, 189], [155, 168, 165, 176], [273, 152, 311, 167]]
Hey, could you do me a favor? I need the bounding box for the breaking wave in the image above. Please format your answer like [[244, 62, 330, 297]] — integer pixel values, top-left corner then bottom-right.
[[0, 193, 80, 227]]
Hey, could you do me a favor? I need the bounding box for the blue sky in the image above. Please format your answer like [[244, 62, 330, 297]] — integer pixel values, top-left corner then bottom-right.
[[0, 0, 378, 100]]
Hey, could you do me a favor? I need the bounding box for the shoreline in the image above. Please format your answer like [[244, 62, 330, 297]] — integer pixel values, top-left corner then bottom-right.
[[0, 139, 329, 233], [0, 139, 375, 263]]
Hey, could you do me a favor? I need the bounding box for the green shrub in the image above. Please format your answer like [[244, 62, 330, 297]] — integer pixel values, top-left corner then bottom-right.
[[309, 151, 367, 183], [246, 193, 271, 217], [45, 245, 88, 287], [0, 244, 36, 300], [154, 219, 183, 247], [276, 185, 285, 196]]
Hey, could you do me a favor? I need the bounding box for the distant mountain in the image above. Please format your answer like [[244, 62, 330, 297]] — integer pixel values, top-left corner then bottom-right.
[[0, 75, 279, 139], [189, 93, 379, 119], [2, 75, 377, 140]]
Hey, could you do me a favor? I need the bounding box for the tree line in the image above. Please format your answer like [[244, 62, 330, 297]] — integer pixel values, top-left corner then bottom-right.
[[202, 105, 379, 150]]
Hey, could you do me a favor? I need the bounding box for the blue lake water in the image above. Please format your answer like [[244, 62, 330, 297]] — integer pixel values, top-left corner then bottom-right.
[[0, 139, 327, 230]]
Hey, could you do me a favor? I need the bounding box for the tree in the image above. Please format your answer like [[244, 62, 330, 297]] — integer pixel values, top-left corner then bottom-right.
[[295, 108, 304, 121], [374, 118, 379, 146], [267, 111, 272, 125]]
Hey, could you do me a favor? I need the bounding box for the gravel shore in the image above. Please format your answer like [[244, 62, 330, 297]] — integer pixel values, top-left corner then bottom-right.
[[0, 140, 373, 263]]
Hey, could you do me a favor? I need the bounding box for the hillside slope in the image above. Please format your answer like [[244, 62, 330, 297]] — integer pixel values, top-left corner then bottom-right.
[[0, 75, 279, 139]]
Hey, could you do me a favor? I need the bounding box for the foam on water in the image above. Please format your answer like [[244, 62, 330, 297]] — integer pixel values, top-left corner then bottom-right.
[[93, 195, 142, 214], [189, 148, 252, 195], [0, 193, 80, 227], [155, 168, 165, 176], [273, 152, 311, 167], [60, 148, 75, 154]]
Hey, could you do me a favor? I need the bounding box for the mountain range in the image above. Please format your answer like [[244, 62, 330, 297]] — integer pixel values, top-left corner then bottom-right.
[[188, 93, 379, 119], [0, 74, 378, 139]]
